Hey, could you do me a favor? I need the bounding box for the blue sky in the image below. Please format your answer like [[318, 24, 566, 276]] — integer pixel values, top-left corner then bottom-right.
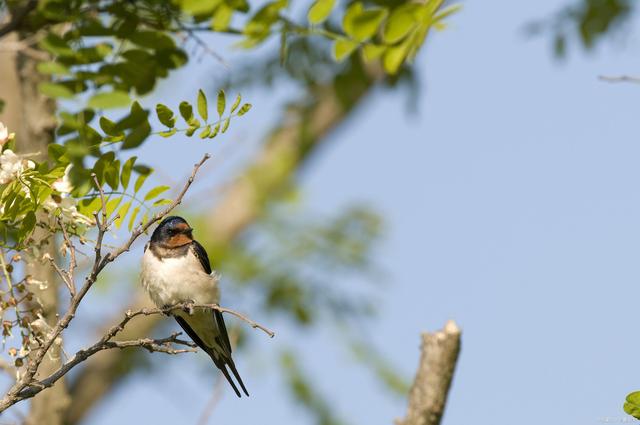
[[76, 1, 640, 424]]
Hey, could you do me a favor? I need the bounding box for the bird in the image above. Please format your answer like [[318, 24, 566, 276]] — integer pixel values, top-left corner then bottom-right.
[[140, 215, 248, 397]]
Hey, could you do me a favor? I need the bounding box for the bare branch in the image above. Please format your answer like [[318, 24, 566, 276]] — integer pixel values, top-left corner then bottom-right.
[[56, 217, 77, 295], [396, 321, 461, 425], [5, 298, 271, 403], [140, 303, 275, 338], [44, 254, 74, 297], [17, 332, 197, 400]]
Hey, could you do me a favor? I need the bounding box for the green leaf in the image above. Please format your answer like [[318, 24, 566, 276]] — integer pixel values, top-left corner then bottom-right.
[[433, 4, 461, 23], [217, 90, 226, 116], [38, 82, 74, 99], [212, 4, 234, 31], [382, 39, 411, 74], [144, 185, 170, 201], [199, 125, 211, 138], [156, 104, 176, 128], [122, 121, 151, 149], [105, 160, 120, 190], [343, 2, 363, 36], [128, 206, 140, 231], [345, 6, 388, 42], [116, 101, 149, 131], [21, 212, 36, 239], [152, 199, 172, 206], [88, 91, 131, 109], [208, 123, 220, 138], [624, 392, 640, 419], [221, 118, 231, 133], [106, 196, 122, 217], [197, 89, 208, 121], [36, 61, 70, 76], [159, 128, 177, 137], [362, 44, 386, 61], [230, 94, 242, 113], [333, 38, 359, 61], [308, 0, 335, 24], [383, 4, 420, 43], [185, 126, 197, 137], [48, 144, 67, 162], [39, 34, 74, 56], [237, 103, 252, 116], [179, 101, 194, 123], [120, 156, 137, 190], [99, 116, 120, 136], [134, 173, 150, 194], [93, 152, 115, 185], [115, 201, 132, 229]]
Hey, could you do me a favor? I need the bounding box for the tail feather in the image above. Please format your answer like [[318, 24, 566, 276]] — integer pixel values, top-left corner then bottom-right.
[[209, 354, 242, 398], [174, 314, 249, 398], [226, 357, 249, 396]]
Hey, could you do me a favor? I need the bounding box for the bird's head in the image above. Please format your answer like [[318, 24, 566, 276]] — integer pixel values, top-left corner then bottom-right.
[[151, 216, 193, 248]]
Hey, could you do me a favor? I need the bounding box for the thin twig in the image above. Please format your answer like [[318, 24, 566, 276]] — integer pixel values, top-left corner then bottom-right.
[[44, 254, 74, 297], [56, 217, 77, 295], [137, 302, 275, 338], [598, 75, 640, 84]]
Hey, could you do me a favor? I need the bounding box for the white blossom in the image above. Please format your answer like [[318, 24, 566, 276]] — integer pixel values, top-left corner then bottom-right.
[[0, 122, 14, 147], [0, 150, 35, 185], [52, 164, 73, 194], [43, 196, 94, 226]]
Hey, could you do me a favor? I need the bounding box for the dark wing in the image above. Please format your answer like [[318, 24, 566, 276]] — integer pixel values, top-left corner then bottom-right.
[[190, 240, 211, 274], [174, 315, 248, 397]]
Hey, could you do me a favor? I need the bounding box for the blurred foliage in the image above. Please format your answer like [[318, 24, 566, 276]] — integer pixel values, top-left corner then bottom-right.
[[281, 350, 348, 425], [625, 391, 640, 419], [219, 202, 383, 326], [350, 340, 410, 396], [527, 0, 634, 57]]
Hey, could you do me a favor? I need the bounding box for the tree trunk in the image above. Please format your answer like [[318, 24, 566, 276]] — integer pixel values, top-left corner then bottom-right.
[[0, 33, 71, 425]]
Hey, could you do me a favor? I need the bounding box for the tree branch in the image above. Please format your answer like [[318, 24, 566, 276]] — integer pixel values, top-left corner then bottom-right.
[[9, 300, 271, 402], [396, 321, 461, 425], [0, 0, 38, 39], [598, 75, 640, 84]]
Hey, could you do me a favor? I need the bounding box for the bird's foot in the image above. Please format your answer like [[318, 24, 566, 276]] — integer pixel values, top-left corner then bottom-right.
[[182, 300, 196, 315]]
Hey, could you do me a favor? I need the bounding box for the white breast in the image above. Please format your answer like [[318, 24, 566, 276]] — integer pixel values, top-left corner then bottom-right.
[[140, 247, 220, 308]]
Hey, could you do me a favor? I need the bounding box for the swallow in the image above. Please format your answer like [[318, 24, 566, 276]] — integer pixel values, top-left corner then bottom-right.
[[141, 216, 248, 397]]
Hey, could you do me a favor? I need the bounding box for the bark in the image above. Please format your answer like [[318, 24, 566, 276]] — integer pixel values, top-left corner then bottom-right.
[[396, 321, 461, 425], [65, 63, 383, 424], [0, 31, 71, 425]]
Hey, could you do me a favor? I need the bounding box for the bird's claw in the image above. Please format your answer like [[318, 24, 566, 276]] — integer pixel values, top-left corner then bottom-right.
[[182, 301, 196, 315]]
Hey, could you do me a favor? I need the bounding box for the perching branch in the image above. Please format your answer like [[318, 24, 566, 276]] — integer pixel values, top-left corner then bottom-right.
[[396, 321, 461, 425], [12, 301, 271, 402], [0, 154, 215, 413]]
